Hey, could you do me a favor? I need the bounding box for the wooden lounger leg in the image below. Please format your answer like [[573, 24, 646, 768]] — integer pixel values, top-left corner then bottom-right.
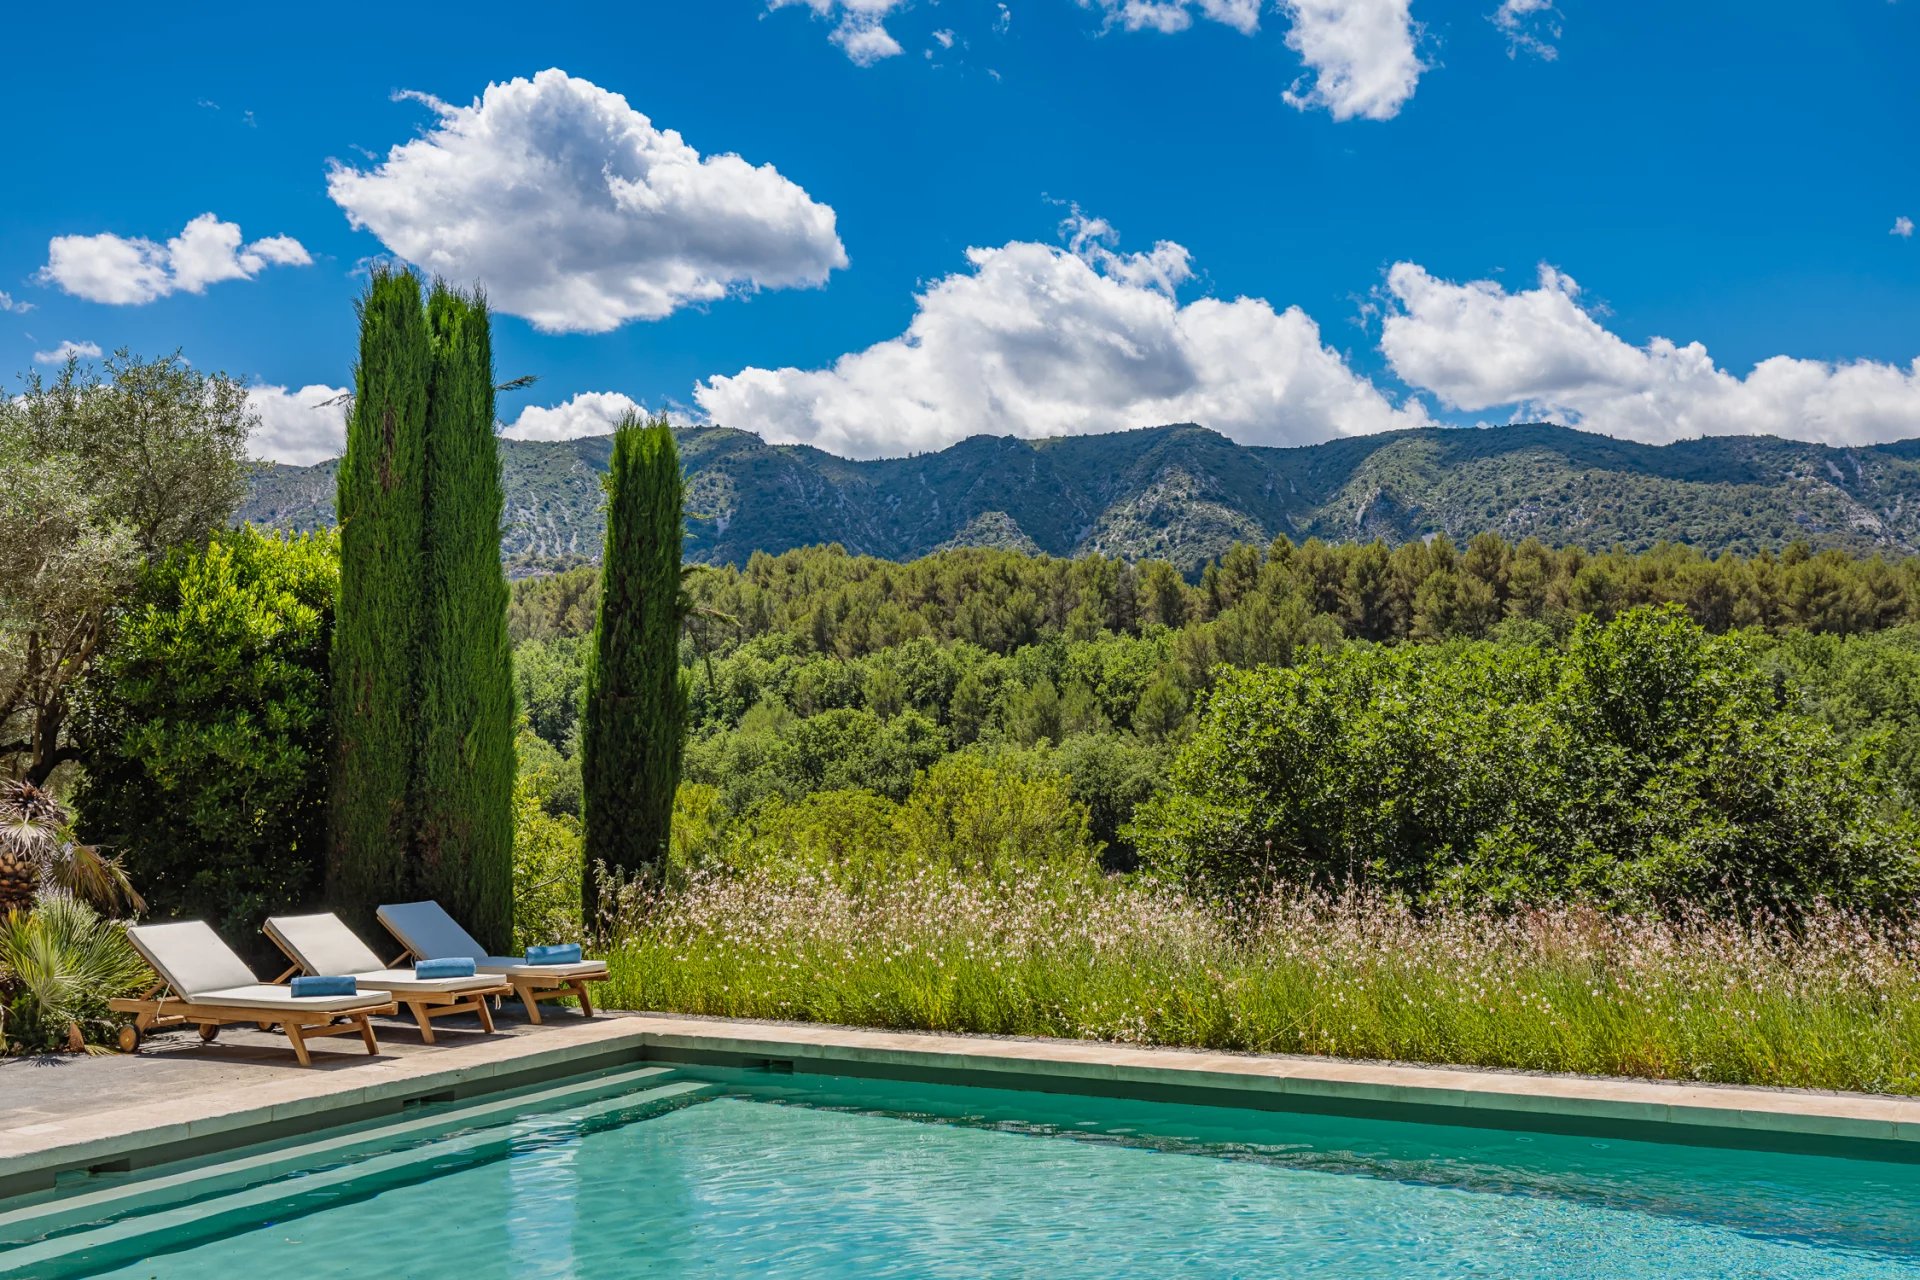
[[472, 994, 496, 1033], [284, 1022, 313, 1067], [517, 980, 543, 1024], [406, 1000, 437, 1044], [573, 980, 595, 1018], [357, 1014, 379, 1055]]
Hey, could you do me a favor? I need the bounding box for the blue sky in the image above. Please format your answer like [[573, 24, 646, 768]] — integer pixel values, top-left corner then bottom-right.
[[5, 0, 1918, 462]]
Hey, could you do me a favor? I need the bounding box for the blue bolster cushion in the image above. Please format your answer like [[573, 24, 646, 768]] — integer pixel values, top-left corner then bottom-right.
[[525, 943, 583, 965], [291, 975, 357, 998], [415, 957, 477, 979]]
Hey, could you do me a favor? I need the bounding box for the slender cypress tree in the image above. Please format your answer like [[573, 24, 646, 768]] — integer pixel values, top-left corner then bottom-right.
[[581, 414, 687, 920], [414, 284, 516, 951], [327, 267, 430, 926]]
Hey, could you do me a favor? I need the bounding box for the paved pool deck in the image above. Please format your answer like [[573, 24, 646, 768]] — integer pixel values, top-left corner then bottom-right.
[[6, 1010, 1920, 1195]]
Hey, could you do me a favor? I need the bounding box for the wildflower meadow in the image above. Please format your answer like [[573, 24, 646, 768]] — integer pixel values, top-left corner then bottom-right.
[[600, 871, 1920, 1095]]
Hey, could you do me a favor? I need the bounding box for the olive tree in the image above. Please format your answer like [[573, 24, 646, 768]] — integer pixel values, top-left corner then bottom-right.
[[0, 351, 253, 783]]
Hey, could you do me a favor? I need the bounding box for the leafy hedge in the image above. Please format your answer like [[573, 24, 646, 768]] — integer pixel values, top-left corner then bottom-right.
[[77, 527, 336, 941]]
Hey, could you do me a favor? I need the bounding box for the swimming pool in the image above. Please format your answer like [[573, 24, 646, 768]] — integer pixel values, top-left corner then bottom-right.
[[5, 1062, 1918, 1277]]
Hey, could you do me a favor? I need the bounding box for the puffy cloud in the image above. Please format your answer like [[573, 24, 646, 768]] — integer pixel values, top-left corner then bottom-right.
[[1492, 0, 1559, 60], [695, 214, 1428, 458], [32, 340, 102, 364], [327, 70, 847, 334], [1081, 0, 1263, 35], [40, 214, 311, 305], [1380, 262, 1920, 446], [768, 0, 909, 63], [0, 291, 30, 314], [245, 384, 350, 466], [503, 391, 647, 441], [1895, 216, 1915, 239], [1281, 0, 1425, 122]]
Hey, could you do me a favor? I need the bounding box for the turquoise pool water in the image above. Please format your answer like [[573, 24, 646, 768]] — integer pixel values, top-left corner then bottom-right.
[[6, 1065, 1920, 1278]]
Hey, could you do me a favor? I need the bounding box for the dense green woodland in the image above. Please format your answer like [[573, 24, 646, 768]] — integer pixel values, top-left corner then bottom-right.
[[496, 534, 1920, 916], [67, 524, 1920, 946], [242, 422, 1920, 574]]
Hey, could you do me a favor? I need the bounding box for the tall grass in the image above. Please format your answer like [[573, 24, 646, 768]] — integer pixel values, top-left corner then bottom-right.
[[598, 871, 1920, 1095]]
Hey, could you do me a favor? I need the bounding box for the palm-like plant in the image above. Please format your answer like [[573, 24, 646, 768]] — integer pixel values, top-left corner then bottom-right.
[[0, 779, 143, 916], [0, 895, 149, 1053]]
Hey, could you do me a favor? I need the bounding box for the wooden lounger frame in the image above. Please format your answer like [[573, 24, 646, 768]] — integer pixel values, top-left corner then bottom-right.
[[267, 952, 511, 1044], [386, 946, 605, 1024], [109, 983, 400, 1067]]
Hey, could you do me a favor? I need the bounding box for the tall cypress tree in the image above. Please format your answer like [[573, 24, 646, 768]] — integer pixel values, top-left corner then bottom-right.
[[581, 414, 687, 920], [414, 284, 516, 951], [327, 267, 430, 925]]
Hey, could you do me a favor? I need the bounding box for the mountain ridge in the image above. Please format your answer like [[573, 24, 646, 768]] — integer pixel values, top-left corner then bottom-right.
[[240, 422, 1920, 573]]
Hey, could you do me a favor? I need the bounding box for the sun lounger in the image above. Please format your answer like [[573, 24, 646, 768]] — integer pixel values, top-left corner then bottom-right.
[[109, 921, 399, 1066], [377, 900, 607, 1024], [264, 912, 514, 1044]]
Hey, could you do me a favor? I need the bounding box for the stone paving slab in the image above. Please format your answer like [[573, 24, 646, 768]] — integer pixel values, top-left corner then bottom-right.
[[6, 1012, 1920, 1195]]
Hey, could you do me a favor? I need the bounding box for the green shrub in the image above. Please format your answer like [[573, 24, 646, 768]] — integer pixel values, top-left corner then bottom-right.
[[897, 753, 1098, 880], [727, 788, 914, 891], [1049, 733, 1166, 869], [515, 635, 588, 749], [77, 527, 336, 940], [1131, 638, 1546, 897], [1133, 606, 1919, 911], [0, 897, 149, 1055], [512, 774, 583, 951]]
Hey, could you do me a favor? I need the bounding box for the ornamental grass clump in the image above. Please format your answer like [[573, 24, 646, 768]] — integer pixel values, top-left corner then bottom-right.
[[598, 872, 1920, 1096]]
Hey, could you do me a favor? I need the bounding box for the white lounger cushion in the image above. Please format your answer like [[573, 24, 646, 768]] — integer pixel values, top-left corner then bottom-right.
[[266, 913, 502, 995], [264, 913, 387, 976], [128, 921, 270, 998], [478, 958, 607, 979], [129, 921, 391, 1011], [338, 967, 502, 995], [378, 901, 606, 979], [190, 983, 393, 1012]]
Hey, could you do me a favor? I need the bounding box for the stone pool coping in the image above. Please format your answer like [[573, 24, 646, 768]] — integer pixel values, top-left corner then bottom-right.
[[6, 1012, 1920, 1194]]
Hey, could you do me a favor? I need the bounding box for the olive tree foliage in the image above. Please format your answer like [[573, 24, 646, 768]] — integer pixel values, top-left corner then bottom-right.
[[0, 352, 253, 784]]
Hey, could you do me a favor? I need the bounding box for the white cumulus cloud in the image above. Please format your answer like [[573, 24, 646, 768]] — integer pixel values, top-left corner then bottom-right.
[[1282, 0, 1425, 121], [503, 391, 648, 441], [1894, 216, 1915, 239], [1380, 262, 1920, 446], [327, 69, 848, 334], [0, 291, 30, 314], [695, 213, 1428, 458], [1492, 0, 1559, 60], [1081, 0, 1263, 35], [769, 0, 909, 63], [32, 340, 102, 364], [245, 384, 351, 466], [40, 214, 310, 305]]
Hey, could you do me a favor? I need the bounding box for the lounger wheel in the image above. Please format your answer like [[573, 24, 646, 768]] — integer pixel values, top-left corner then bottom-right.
[[118, 1024, 142, 1054], [199, 1023, 221, 1042]]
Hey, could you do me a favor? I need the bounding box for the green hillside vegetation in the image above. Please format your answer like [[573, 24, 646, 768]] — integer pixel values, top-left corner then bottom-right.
[[507, 533, 1920, 918], [242, 422, 1920, 575]]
